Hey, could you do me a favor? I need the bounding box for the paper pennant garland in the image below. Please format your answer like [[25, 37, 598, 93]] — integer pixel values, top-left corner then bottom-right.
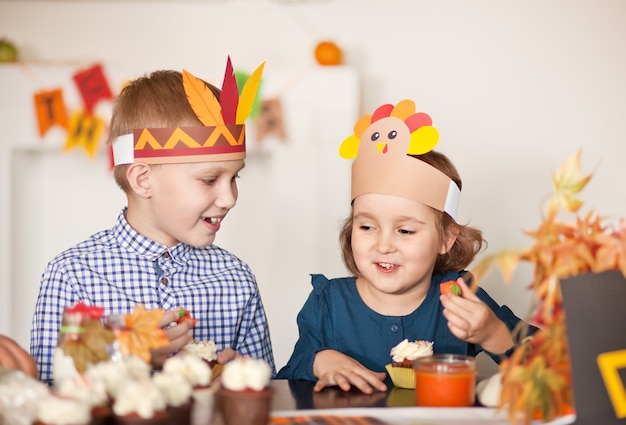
[[256, 97, 287, 142], [34, 88, 69, 137], [64, 110, 105, 158], [72, 63, 113, 115]]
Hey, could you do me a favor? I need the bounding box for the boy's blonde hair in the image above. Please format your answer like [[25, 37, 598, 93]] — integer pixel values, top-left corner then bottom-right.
[[339, 150, 485, 276], [107, 70, 220, 192]]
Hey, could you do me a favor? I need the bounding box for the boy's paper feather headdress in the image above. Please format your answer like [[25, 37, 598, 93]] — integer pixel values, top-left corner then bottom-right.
[[339, 99, 460, 220], [112, 56, 264, 165]]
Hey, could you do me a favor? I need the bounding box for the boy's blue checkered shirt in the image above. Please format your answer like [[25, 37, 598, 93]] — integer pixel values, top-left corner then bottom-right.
[[30, 208, 275, 385]]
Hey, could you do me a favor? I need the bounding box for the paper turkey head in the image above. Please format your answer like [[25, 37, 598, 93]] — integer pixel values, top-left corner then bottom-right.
[[339, 99, 460, 221]]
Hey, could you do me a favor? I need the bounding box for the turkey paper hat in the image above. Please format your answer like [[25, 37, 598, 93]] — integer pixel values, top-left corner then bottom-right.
[[112, 57, 264, 165], [339, 99, 460, 221]]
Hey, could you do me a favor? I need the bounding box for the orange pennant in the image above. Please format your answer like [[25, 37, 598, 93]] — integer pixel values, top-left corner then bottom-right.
[[34, 89, 69, 137], [64, 110, 105, 158]]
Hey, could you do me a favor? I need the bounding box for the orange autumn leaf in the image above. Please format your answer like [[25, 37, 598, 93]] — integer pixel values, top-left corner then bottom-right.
[[117, 305, 169, 363], [472, 250, 522, 285], [471, 151, 624, 424], [546, 149, 592, 216]]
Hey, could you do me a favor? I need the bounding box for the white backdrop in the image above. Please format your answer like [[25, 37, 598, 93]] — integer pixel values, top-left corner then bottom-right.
[[1, 0, 626, 374]]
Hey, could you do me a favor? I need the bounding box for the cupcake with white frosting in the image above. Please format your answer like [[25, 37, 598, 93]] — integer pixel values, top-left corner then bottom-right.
[[385, 339, 434, 389], [162, 353, 212, 390], [181, 340, 217, 366], [56, 374, 110, 425], [152, 371, 194, 425], [112, 379, 169, 425], [218, 357, 272, 425], [35, 395, 91, 425], [85, 355, 150, 400]]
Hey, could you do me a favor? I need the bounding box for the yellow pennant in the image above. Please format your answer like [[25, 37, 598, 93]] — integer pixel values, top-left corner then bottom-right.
[[64, 110, 105, 158]]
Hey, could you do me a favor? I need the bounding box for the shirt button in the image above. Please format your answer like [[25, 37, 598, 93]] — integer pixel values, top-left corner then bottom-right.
[[161, 277, 169, 285], [163, 252, 170, 258], [391, 325, 398, 332]]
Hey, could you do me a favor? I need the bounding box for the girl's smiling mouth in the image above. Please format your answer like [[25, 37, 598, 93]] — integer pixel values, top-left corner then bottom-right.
[[377, 262, 398, 272]]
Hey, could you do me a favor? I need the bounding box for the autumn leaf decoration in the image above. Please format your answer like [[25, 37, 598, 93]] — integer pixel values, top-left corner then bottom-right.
[[182, 56, 265, 127], [115, 305, 169, 364], [60, 302, 115, 373], [472, 150, 626, 424]]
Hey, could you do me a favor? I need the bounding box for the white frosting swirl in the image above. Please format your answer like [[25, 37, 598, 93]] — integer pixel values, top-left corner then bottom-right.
[[163, 354, 211, 387], [390, 339, 434, 362], [112, 379, 166, 419], [122, 355, 152, 380], [221, 357, 271, 391], [85, 361, 128, 399], [36, 395, 91, 425], [182, 340, 217, 362], [56, 374, 109, 408], [152, 371, 193, 407]]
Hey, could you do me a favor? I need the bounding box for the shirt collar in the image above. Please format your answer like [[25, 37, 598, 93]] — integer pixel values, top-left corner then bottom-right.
[[113, 207, 192, 263]]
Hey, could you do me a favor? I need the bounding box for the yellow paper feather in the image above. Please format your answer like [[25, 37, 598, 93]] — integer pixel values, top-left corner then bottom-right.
[[236, 62, 265, 124], [182, 69, 224, 126]]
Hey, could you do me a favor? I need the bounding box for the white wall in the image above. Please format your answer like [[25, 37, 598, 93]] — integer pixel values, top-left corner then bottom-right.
[[1, 0, 626, 374]]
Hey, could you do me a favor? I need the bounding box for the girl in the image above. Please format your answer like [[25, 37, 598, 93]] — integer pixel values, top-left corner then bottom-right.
[[276, 100, 528, 394]]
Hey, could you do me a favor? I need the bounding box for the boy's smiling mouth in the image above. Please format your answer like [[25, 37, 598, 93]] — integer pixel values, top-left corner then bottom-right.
[[203, 217, 222, 225]]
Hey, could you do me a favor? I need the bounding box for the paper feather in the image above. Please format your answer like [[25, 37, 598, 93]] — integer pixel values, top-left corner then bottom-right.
[[220, 56, 239, 125], [236, 62, 265, 124], [182, 69, 224, 126]]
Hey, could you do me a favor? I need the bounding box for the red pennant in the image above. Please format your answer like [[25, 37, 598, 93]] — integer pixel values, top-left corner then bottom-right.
[[72, 63, 113, 115]]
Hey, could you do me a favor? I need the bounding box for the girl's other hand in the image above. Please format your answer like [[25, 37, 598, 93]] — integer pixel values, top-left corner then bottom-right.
[[313, 349, 387, 394]]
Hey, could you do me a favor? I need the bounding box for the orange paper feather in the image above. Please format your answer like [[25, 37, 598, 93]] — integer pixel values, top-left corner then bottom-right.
[[182, 69, 224, 126], [236, 62, 265, 125]]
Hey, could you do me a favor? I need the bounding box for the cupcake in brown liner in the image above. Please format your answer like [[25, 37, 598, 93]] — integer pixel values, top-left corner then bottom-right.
[[162, 354, 214, 425], [181, 340, 217, 369], [385, 339, 433, 389], [111, 379, 169, 425], [218, 357, 273, 425], [152, 371, 194, 425], [56, 374, 111, 425]]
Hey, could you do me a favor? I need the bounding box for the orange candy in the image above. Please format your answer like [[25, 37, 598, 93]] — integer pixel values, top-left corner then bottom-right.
[[314, 41, 343, 66], [440, 280, 461, 296]]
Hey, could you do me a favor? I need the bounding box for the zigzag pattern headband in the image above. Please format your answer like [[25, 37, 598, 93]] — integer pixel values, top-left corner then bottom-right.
[[112, 57, 264, 165]]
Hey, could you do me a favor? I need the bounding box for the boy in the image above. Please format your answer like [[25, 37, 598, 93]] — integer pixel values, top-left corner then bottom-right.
[[30, 60, 274, 385]]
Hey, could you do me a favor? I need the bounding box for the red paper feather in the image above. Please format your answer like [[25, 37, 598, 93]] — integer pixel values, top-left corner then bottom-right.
[[220, 56, 239, 125]]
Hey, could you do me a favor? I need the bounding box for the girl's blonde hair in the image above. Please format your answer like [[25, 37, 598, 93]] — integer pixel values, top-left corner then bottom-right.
[[107, 70, 220, 192], [339, 150, 485, 276]]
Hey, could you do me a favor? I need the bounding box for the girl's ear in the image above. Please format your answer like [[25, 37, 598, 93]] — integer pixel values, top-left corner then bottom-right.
[[126, 162, 152, 198], [439, 224, 460, 255]]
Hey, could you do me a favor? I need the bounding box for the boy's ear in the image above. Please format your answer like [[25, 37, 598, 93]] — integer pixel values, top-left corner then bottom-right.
[[126, 162, 152, 198], [439, 224, 460, 255]]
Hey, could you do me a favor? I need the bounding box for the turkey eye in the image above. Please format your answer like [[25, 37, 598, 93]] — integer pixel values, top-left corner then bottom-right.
[[371, 132, 380, 141], [388, 130, 397, 139]]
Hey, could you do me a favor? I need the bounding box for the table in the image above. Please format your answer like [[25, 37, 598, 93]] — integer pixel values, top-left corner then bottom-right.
[[204, 379, 576, 425]]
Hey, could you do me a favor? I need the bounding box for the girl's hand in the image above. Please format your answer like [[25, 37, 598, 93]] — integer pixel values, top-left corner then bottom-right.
[[440, 278, 514, 354], [313, 349, 387, 394], [150, 308, 193, 369]]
